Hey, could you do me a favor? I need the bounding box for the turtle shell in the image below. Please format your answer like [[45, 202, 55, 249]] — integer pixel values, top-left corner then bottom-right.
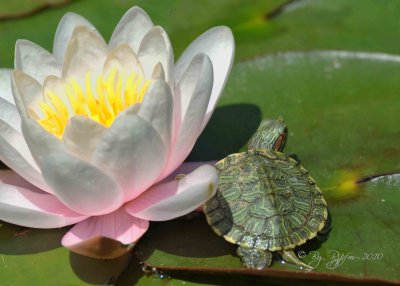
[[204, 149, 328, 251]]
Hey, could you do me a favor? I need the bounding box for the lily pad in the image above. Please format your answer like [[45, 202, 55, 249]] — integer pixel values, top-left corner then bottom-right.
[[0, 0, 286, 67], [2, 0, 400, 66], [0, 224, 83, 285], [234, 0, 400, 59], [0, 222, 134, 285], [0, 0, 70, 20]]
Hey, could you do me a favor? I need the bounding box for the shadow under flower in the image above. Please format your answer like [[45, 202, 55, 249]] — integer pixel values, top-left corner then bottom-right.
[[0, 221, 68, 254], [0, 220, 137, 285], [135, 214, 236, 260], [188, 103, 262, 161], [116, 214, 237, 286], [69, 251, 132, 285], [0, 161, 8, 170]]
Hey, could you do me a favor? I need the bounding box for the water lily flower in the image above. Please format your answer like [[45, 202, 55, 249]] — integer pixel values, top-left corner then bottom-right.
[[0, 7, 234, 258]]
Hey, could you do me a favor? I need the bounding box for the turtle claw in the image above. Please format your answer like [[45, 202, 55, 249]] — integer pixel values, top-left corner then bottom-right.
[[288, 153, 302, 164], [280, 250, 313, 271], [175, 173, 186, 180]]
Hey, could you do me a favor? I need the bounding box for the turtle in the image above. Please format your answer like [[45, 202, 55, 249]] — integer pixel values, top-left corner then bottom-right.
[[204, 117, 329, 270]]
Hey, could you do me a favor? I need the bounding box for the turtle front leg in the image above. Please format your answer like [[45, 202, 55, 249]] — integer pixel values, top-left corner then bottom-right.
[[280, 250, 313, 270], [237, 246, 272, 270]]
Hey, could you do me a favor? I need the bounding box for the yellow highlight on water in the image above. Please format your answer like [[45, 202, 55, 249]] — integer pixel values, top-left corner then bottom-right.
[[34, 69, 151, 138]]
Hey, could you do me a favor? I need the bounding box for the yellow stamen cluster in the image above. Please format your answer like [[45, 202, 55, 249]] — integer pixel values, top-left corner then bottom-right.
[[34, 69, 151, 138]]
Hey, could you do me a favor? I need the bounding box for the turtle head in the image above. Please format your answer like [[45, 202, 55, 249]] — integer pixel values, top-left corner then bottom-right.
[[248, 117, 288, 151]]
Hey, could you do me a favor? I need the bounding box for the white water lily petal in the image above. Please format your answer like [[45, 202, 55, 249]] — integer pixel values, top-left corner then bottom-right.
[[118, 102, 141, 117], [176, 53, 213, 123], [93, 115, 166, 201], [0, 119, 50, 192], [0, 169, 43, 191], [138, 26, 173, 84], [165, 161, 217, 179], [138, 80, 173, 147], [0, 69, 14, 104], [62, 26, 108, 80], [125, 164, 218, 221], [164, 54, 213, 176], [15, 40, 61, 83], [41, 151, 124, 216], [109, 6, 153, 53], [0, 97, 21, 132], [0, 120, 37, 168], [63, 116, 106, 161], [21, 118, 65, 166], [20, 117, 85, 194], [11, 70, 42, 118], [151, 62, 165, 80], [61, 208, 148, 255], [103, 44, 144, 78], [174, 26, 234, 128], [53, 12, 100, 63], [0, 170, 86, 228]]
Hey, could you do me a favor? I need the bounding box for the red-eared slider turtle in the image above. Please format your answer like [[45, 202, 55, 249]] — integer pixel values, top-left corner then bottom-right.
[[204, 118, 328, 270]]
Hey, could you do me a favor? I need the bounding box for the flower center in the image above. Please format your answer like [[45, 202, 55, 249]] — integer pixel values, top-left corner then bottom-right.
[[33, 69, 151, 138]]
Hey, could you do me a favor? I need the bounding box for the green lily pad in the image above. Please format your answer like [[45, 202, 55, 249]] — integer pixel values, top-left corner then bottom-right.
[[233, 0, 400, 60], [0, 0, 286, 67], [0, 0, 69, 20], [0, 222, 135, 285], [2, 0, 400, 66], [0, 223, 84, 285]]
